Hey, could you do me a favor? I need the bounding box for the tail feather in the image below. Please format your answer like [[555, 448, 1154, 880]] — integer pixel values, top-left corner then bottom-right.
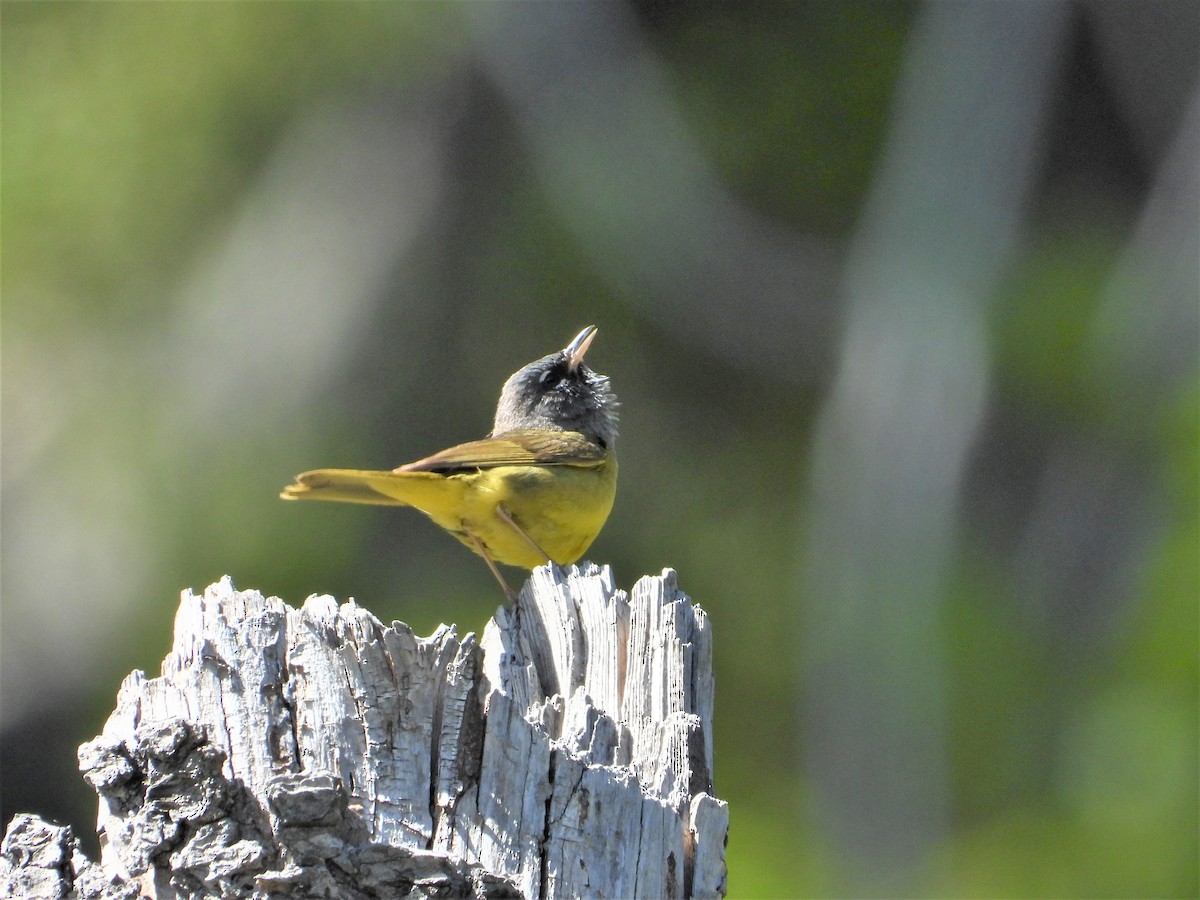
[[281, 468, 420, 506]]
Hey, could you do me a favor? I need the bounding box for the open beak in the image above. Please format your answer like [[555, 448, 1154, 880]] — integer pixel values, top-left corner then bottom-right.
[[565, 325, 598, 373]]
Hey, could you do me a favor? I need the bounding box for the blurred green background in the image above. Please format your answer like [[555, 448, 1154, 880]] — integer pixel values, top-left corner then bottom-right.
[[2, 2, 1197, 897]]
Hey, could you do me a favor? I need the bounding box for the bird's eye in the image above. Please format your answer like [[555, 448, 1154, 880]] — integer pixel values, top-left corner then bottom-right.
[[538, 368, 558, 385]]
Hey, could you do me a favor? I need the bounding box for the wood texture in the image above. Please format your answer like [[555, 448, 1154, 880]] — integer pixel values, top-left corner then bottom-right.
[[1, 566, 726, 898]]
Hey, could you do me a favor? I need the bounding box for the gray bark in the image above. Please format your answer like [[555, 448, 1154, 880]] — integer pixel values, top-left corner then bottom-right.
[[1, 565, 726, 899]]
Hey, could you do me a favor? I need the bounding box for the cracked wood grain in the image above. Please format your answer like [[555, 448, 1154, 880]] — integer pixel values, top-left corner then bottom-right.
[[1, 565, 727, 899]]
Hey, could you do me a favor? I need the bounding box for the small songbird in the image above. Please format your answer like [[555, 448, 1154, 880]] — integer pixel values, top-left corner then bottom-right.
[[281, 326, 618, 596]]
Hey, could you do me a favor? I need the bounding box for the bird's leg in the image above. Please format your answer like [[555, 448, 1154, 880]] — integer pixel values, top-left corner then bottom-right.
[[469, 533, 516, 601], [495, 505, 554, 566]]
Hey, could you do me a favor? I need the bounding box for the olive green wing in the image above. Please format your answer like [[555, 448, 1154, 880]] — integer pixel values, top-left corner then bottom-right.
[[395, 429, 607, 474]]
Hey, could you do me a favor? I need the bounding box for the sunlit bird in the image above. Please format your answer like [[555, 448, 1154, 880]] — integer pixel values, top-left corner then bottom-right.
[[282, 326, 619, 597]]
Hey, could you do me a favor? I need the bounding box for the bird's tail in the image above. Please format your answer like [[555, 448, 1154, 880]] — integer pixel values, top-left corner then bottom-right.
[[280, 468, 456, 508]]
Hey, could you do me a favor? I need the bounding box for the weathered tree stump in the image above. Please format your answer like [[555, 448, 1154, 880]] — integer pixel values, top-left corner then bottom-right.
[[1, 565, 727, 898]]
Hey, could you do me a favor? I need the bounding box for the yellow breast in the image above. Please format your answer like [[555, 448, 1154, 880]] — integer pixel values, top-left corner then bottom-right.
[[432, 453, 617, 569]]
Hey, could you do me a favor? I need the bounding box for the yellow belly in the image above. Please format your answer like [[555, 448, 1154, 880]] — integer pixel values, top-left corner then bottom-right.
[[426, 455, 618, 568]]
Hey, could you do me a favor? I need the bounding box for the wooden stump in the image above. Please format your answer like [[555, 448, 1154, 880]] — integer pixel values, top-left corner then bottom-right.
[[1, 565, 727, 899]]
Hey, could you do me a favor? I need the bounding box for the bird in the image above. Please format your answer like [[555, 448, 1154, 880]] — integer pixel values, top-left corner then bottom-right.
[[281, 325, 618, 597]]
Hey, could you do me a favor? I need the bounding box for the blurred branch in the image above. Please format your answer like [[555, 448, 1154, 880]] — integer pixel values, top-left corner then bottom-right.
[[1014, 78, 1200, 644], [797, 1, 1070, 890], [0, 96, 454, 733], [465, 2, 840, 381], [1090, 78, 1200, 405]]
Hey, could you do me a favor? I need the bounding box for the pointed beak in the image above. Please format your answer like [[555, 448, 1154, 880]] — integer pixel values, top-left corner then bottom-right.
[[565, 325, 598, 373]]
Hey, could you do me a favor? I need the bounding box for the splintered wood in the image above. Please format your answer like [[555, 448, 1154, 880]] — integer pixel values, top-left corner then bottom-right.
[[44, 567, 726, 899]]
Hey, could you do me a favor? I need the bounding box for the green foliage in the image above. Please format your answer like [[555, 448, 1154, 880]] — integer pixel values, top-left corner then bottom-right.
[[3, 3, 1195, 895], [663, 3, 914, 228]]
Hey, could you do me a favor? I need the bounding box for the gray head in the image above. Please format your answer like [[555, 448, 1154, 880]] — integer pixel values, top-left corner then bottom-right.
[[491, 325, 619, 449]]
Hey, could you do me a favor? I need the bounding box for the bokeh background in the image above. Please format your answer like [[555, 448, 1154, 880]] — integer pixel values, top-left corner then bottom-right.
[[3, 2, 1197, 896]]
